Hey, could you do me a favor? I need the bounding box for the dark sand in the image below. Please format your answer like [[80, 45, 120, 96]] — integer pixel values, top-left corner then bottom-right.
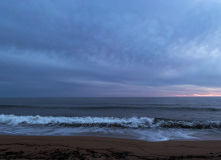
[[0, 136, 221, 160]]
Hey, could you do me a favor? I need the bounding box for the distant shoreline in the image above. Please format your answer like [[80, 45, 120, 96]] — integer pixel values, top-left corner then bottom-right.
[[0, 136, 221, 159]]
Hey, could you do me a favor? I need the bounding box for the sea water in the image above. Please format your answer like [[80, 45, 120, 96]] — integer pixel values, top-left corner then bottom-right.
[[0, 97, 221, 141]]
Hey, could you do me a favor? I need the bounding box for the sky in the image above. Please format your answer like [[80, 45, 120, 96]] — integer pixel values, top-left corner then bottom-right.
[[1, 0, 221, 97]]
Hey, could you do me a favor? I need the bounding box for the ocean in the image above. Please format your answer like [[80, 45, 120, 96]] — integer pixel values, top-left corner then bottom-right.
[[0, 97, 221, 141]]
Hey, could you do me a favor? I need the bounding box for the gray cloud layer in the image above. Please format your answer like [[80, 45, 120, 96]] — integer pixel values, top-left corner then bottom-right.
[[1, 0, 221, 97]]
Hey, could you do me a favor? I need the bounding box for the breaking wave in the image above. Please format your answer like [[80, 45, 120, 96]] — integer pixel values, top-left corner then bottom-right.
[[0, 114, 220, 129]]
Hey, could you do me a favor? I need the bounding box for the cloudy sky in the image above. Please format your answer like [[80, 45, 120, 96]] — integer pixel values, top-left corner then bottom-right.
[[1, 0, 221, 97]]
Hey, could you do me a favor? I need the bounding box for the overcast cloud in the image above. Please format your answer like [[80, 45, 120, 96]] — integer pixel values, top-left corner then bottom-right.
[[1, 0, 221, 97]]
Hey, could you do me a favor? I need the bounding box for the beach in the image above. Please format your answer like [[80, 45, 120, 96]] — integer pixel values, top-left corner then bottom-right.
[[2, 0, 221, 159], [1, 98, 221, 159], [0, 136, 221, 160]]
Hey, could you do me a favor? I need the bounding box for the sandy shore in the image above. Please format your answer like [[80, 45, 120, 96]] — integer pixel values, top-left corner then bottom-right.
[[0, 136, 221, 159]]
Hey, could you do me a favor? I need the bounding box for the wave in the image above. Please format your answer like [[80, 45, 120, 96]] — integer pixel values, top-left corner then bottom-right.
[[0, 105, 221, 111], [0, 114, 221, 129]]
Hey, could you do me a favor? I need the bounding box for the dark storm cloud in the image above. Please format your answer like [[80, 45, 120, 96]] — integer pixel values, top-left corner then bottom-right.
[[1, 0, 221, 97]]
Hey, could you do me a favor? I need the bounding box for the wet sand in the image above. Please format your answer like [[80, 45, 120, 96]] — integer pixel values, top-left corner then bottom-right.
[[0, 136, 221, 159]]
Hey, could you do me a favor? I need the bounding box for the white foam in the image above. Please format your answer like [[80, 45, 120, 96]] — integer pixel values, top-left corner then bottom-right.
[[0, 114, 218, 141], [0, 114, 154, 128], [0, 114, 220, 129]]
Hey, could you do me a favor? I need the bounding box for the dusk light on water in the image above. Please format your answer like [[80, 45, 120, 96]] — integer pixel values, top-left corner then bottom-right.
[[1, 1, 221, 159]]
